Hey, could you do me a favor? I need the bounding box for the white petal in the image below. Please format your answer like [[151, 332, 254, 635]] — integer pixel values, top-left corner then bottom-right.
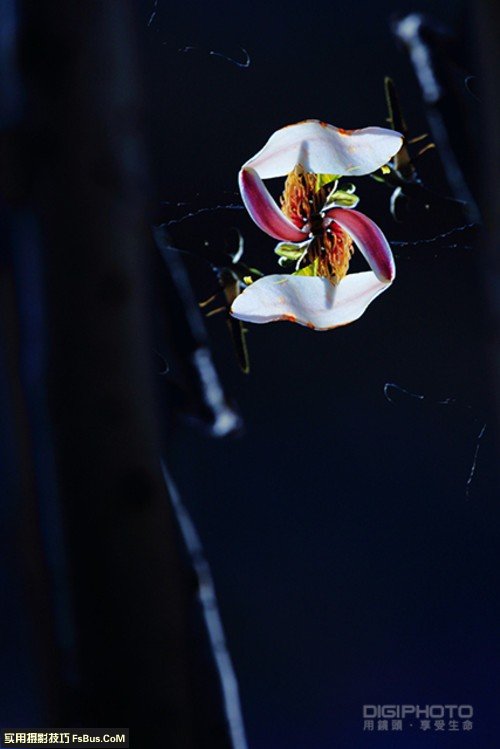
[[326, 208, 396, 282], [239, 167, 308, 242], [243, 120, 403, 179], [230, 272, 392, 331]]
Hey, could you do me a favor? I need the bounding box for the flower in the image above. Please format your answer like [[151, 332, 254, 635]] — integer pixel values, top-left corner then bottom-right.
[[230, 120, 403, 330]]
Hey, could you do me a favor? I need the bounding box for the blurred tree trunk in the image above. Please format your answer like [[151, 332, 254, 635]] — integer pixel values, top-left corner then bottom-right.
[[6, 1, 243, 746], [476, 1, 500, 433]]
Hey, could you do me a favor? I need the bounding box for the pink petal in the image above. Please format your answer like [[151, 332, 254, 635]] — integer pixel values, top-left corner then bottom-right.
[[239, 167, 308, 242], [325, 208, 395, 282], [230, 272, 391, 330], [243, 120, 403, 179]]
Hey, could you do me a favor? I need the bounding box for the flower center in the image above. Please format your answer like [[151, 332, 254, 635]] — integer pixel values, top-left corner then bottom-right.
[[280, 165, 354, 284], [280, 165, 323, 227]]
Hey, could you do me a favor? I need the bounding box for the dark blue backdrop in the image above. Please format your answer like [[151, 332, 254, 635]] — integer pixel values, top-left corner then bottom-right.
[[141, 0, 500, 747]]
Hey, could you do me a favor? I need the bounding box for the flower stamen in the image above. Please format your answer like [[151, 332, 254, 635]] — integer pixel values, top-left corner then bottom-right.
[[308, 223, 354, 283], [281, 165, 354, 284]]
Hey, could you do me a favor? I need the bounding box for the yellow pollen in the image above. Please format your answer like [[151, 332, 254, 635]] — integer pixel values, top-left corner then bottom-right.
[[280, 165, 354, 284], [309, 225, 354, 284], [280, 165, 319, 226]]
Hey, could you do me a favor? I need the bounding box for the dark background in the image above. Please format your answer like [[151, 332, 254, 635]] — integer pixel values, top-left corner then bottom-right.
[[142, 0, 499, 747], [1, 0, 499, 747]]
